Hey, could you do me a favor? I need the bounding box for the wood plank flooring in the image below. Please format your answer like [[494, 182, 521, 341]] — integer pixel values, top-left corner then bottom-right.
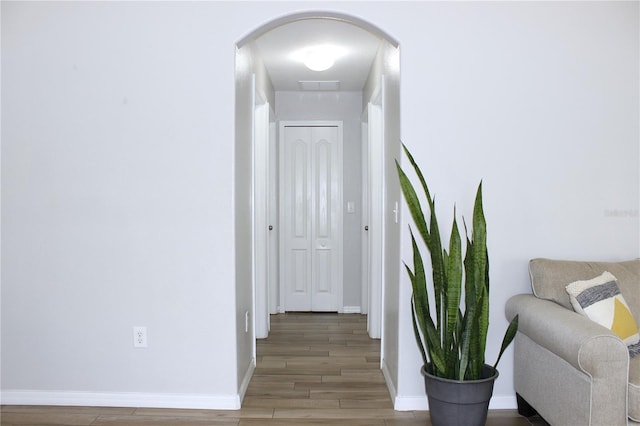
[[1, 313, 544, 425]]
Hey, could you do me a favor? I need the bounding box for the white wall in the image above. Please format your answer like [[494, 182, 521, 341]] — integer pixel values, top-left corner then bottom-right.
[[1, 1, 240, 407], [275, 91, 363, 309], [2, 1, 638, 411], [394, 1, 640, 408]]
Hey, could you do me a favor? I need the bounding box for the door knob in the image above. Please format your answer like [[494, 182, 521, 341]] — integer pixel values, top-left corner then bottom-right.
[[364, 226, 369, 231], [269, 225, 273, 231]]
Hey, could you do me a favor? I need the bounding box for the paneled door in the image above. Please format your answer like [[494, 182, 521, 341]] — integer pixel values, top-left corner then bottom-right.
[[280, 123, 342, 312]]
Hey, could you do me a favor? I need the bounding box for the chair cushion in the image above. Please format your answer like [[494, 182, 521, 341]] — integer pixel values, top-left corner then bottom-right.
[[565, 271, 640, 346], [630, 355, 640, 421], [529, 259, 640, 318]]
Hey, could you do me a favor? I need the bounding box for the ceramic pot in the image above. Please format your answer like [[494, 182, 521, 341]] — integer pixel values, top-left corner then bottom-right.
[[421, 364, 498, 426]]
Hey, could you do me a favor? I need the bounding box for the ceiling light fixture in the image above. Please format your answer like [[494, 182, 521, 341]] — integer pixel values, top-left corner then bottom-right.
[[291, 45, 347, 72]]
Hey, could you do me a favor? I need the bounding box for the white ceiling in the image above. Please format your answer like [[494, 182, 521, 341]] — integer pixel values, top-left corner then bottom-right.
[[253, 18, 384, 92]]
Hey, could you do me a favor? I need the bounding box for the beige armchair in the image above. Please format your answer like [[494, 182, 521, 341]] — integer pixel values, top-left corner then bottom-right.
[[506, 258, 639, 425]]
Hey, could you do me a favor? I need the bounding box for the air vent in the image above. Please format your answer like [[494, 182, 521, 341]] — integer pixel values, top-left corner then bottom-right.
[[298, 80, 341, 91]]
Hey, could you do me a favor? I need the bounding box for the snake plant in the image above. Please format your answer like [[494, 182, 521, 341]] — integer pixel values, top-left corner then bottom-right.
[[396, 144, 518, 381]]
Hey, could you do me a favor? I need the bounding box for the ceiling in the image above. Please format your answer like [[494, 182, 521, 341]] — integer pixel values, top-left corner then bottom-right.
[[252, 18, 384, 92]]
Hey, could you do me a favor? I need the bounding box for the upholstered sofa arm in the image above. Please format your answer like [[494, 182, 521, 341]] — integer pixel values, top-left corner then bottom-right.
[[506, 294, 629, 373]]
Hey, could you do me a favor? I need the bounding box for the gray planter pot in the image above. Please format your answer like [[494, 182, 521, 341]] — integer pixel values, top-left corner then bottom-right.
[[421, 364, 498, 426]]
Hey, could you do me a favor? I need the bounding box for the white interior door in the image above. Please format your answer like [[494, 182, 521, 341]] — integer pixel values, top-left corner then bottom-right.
[[367, 100, 383, 339], [361, 120, 369, 316], [253, 96, 270, 339], [268, 120, 278, 316], [280, 123, 343, 312]]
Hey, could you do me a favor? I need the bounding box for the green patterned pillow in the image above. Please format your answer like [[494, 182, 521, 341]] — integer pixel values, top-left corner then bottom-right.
[[566, 271, 640, 346]]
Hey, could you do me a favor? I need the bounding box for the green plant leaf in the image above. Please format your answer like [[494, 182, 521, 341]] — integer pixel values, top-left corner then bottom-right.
[[458, 274, 475, 380], [410, 296, 428, 366], [397, 151, 445, 343], [494, 315, 519, 369], [428, 203, 445, 344], [459, 183, 490, 379], [401, 144, 433, 207], [396, 161, 429, 244], [445, 213, 462, 377], [398, 146, 445, 306], [397, 148, 449, 377], [407, 232, 446, 374], [473, 183, 490, 374]]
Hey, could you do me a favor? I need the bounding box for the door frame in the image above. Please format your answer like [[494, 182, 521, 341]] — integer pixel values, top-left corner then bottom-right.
[[237, 12, 401, 408], [364, 83, 384, 339], [253, 85, 270, 339], [360, 118, 369, 316], [278, 120, 344, 313]]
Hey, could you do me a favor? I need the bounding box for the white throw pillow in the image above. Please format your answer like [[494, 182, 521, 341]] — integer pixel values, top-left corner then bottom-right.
[[566, 271, 640, 346]]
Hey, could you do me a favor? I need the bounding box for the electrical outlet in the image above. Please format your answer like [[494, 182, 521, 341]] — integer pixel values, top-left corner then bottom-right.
[[133, 326, 147, 348]]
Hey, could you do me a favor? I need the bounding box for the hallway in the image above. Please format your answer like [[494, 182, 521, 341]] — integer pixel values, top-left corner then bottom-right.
[[243, 313, 396, 418]]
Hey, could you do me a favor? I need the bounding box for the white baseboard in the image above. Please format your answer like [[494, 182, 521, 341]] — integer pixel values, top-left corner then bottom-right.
[[380, 358, 397, 405], [1, 385, 516, 412], [393, 393, 517, 411], [0, 390, 241, 410], [238, 358, 256, 403], [342, 306, 361, 314], [394, 395, 428, 411], [489, 395, 517, 409]]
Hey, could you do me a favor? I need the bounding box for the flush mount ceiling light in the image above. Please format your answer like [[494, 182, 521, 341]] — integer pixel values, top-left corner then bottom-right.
[[291, 45, 347, 72]]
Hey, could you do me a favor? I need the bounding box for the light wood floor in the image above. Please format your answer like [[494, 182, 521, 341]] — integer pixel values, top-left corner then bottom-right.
[[1, 313, 545, 425]]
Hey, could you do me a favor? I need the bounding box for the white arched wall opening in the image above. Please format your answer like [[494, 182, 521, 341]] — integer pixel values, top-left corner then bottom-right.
[[234, 11, 402, 405]]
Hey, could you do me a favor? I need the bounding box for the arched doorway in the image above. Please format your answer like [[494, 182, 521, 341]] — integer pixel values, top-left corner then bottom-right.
[[234, 11, 401, 400]]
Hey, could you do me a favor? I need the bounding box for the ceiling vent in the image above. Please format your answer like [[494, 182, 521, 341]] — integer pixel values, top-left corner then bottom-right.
[[298, 80, 341, 91]]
